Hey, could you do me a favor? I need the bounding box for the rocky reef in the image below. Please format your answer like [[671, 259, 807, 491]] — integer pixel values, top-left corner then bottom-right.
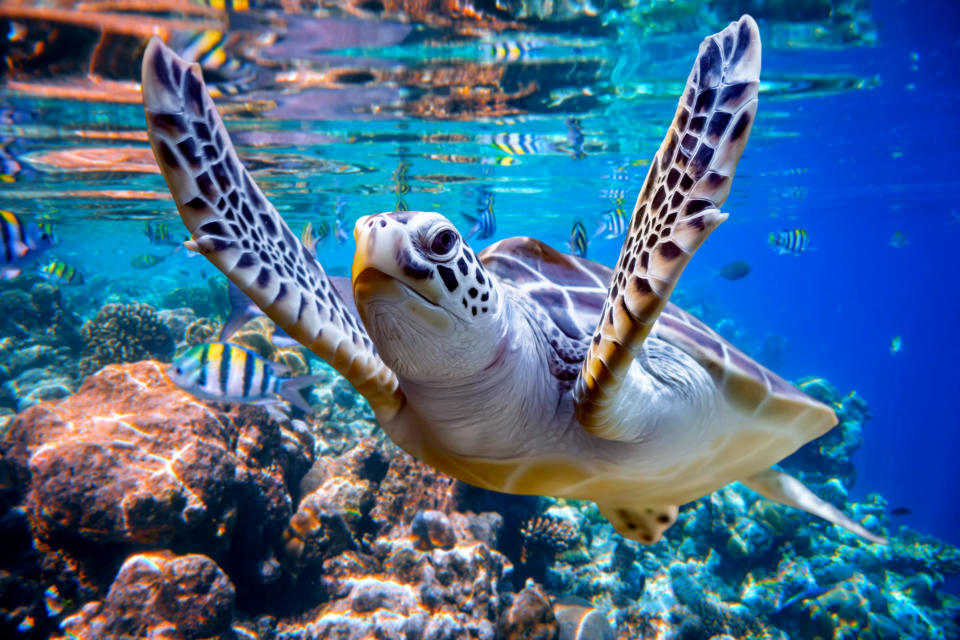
[[0, 356, 958, 639]]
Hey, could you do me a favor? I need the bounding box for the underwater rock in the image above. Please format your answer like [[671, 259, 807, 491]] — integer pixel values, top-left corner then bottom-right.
[[0, 361, 311, 607], [499, 580, 558, 640], [4, 366, 74, 412], [156, 307, 198, 344], [78, 303, 174, 375], [60, 551, 235, 640]]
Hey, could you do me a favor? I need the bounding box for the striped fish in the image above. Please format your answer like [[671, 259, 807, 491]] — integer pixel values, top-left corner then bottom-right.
[[465, 187, 496, 240], [483, 40, 542, 62], [594, 199, 628, 239], [38, 259, 83, 285], [144, 221, 181, 246], [487, 133, 552, 156], [569, 217, 588, 258], [1, 210, 54, 279], [167, 342, 322, 412], [768, 228, 811, 255], [300, 221, 330, 257]]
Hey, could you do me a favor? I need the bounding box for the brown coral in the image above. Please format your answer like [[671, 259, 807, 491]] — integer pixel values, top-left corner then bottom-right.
[[183, 317, 217, 346], [521, 515, 580, 563], [78, 303, 173, 375]]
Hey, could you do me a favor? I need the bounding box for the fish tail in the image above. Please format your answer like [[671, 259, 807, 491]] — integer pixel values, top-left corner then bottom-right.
[[276, 374, 325, 413]]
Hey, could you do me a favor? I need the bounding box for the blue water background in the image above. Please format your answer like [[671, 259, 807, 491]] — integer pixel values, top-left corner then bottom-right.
[[1, 0, 958, 546]]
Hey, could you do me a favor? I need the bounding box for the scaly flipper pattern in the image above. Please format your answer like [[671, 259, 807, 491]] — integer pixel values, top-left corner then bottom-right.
[[141, 37, 402, 417], [575, 16, 761, 437]]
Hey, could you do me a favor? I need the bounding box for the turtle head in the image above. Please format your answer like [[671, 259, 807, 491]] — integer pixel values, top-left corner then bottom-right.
[[352, 211, 505, 382]]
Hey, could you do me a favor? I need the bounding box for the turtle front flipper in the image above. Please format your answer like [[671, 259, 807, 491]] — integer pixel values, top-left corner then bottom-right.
[[142, 38, 402, 418], [575, 16, 760, 436]]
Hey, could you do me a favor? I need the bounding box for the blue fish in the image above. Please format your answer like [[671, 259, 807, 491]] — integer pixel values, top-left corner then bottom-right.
[[775, 584, 833, 614], [768, 228, 811, 255], [0, 210, 54, 279], [167, 342, 323, 412], [465, 187, 496, 240], [569, 217, 588, 258], [566, 117, 586, 160]]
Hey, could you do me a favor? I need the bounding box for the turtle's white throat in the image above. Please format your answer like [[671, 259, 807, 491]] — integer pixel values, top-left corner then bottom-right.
[[353, 267, 506, 381]]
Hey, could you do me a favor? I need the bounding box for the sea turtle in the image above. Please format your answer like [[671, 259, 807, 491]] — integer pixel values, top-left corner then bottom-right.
[[141, 15, 885, 545]]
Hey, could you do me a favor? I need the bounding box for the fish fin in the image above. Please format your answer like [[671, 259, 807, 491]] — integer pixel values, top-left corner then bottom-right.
[[277, 374, 325, 413], [270, 326, 302, 348], [598, 503, 679, 545], [142, 37, 402, 418], [1, 267, 21, 280], [575, 16, 759, 438], [219, 280, 256, 342], [12, 241, 29, 258], [743, 468, 887, 544]]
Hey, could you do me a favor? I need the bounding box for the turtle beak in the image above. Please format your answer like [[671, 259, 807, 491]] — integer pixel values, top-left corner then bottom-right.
[[351, 212, 445, 307]]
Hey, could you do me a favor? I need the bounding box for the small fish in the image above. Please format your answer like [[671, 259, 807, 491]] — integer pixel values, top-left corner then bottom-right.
[[130, 253, 166, 269], [38, 260, 83, 285], [889, 231, 909, 248], [566, 117, 585, 160], [487, 133, 550, 156], [0, 210, 55, 279], [335, 197, 349, 245], [220, 280, 300, 348], [717, 260, 752, 281], [301, 221, 329, 257], [144, 221, 181, 247], [569, 217, 588, 258], [483, 40, 541, 62], [768, 229, 811, 255], [890, 335, 903, 354], [891, 507, 912, 516], [167, 342, 321, 412], [776, 585, 833, 614], [465, 187, 496, 240], [594, 200, 628, 239]]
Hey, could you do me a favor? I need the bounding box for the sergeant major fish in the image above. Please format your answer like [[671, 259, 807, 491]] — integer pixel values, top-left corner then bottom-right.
[[569, 217, 588, 258], [1, 210, 55, 279], [39, 259, 83, 285], [167, 342, 323, 412], [768, 228, 811, 255], [594, 199, 628, 239], [464, 187, 496, 240]]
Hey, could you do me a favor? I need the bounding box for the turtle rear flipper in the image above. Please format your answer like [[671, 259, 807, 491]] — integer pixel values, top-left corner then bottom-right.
[[575, 16, 760, 437], [743, 468, 887, 544], [599, 503, 679, 545], [142, 37, 402, 417]]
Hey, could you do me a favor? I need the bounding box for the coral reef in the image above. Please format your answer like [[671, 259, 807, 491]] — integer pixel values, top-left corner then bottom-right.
[[78, 303, 174, 376], [0, 362, 957, 639]]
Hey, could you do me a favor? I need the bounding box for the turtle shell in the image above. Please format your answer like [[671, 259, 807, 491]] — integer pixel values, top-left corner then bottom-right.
[[479, 236, 829, 424]]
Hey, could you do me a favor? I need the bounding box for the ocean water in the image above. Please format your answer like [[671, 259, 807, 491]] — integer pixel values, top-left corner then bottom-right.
[[1, 0, 959, 637]]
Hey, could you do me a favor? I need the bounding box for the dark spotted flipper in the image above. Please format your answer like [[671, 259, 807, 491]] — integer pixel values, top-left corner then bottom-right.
[[141, 37, 403, 417], [575, 16, 761, 437]]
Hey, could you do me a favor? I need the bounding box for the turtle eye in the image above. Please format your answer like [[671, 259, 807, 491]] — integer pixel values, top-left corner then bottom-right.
[[429, 228, 458, 258]]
